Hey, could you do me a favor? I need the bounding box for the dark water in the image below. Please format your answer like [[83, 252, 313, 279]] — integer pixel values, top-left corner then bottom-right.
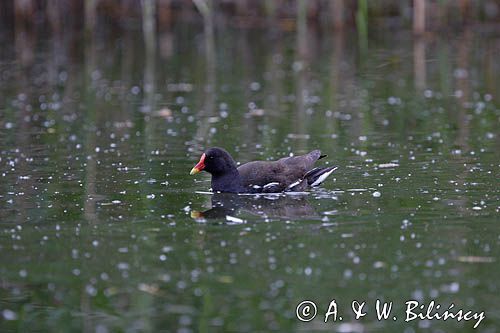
[[1, 24, 499, 332]]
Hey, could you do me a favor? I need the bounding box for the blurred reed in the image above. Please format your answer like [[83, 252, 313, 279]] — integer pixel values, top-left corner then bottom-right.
[[2, 0, 499, 38]]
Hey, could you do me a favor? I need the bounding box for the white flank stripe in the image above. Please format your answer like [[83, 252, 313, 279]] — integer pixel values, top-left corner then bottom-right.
[[263, 182, 280, 189], [287, 179, 302, 190], [311, 167, 338, 187], [226, 215, 245, 223]]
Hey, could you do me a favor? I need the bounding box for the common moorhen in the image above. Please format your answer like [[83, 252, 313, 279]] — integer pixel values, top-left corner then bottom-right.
[[190, 147, 337, 193]]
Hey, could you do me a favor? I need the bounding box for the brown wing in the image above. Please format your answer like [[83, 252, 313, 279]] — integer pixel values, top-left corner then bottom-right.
[[237, 150, 322, 191]]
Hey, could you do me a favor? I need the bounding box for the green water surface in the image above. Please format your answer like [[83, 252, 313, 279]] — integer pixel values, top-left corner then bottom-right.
[[0, 25, 499, 332]]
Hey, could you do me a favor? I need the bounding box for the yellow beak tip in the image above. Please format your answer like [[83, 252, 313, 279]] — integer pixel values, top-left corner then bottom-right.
[[191, 211, 203, 218], [190, 168, 200, 175]]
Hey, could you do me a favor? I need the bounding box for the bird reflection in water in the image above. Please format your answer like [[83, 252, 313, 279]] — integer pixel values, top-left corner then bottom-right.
[[191, 193, 318, 221]]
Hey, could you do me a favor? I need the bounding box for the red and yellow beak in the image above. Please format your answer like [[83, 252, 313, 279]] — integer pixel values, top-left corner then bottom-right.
[[190, 153, 206, 175]]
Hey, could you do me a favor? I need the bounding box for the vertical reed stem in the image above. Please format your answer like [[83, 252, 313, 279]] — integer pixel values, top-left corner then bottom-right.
[[413, 0, 425, 35]]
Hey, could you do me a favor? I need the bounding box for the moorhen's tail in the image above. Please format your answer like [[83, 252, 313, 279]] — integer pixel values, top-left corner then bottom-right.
[[304, 166, 338, 187]]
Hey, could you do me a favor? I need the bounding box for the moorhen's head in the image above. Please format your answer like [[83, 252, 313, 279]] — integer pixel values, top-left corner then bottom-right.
[[190, 147, 238, 176]]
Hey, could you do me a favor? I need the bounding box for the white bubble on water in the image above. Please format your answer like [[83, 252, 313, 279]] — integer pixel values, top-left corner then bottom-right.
[[85, 284, 97, 296], [117, 262, 129, 270], [162, 246, 173, 253], [96, 325, 109, 333], [250, 82, 261, 91], [2, 309, 17, 321]]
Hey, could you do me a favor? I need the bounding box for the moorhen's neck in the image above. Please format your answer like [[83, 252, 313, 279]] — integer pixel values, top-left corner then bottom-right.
[[211, 168, 243, 193]]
